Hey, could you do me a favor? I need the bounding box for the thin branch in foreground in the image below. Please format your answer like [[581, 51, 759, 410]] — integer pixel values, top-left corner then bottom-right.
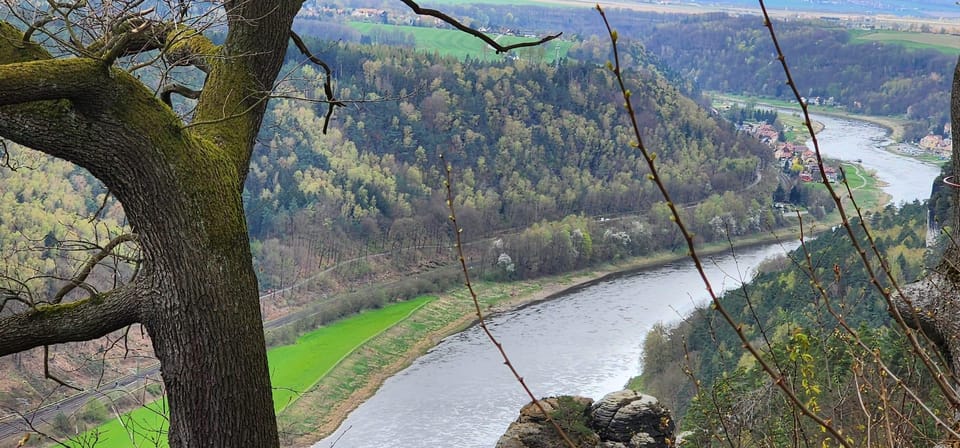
[[595, 4, 852, 446], [756, 0, 959, 409], [52, 233, 138, 304], [288, 30, 345, 134], [44, 346, 81, 391], [440, 154, 577, 448]]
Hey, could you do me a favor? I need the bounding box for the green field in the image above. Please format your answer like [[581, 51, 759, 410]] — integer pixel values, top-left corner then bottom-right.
[[69, 296, 434, 447], [817, 163, 886, 212], [348, 22, 571, 61], [850, 29, 960, 55]]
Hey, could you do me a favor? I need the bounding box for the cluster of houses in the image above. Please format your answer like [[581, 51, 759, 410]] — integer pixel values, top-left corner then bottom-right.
[[740, 122, 840, 183], [918, 123, 952, 158]]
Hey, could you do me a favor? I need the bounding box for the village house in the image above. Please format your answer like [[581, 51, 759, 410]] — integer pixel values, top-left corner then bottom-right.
[[920, 133, 952, 157], [739, 122, 780, 145]]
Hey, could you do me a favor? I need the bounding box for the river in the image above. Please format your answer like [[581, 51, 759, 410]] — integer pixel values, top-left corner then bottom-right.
[[314, 114, 941, 448], [801, 112, 937, 205]]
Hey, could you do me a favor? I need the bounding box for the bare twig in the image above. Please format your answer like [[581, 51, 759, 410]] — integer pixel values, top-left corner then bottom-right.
[[441, 154, 577, 448], [52, 233, 137, 304], [288, 31, 345, 134], [44, 346, 81, 391], [596, 4, 852, 445]]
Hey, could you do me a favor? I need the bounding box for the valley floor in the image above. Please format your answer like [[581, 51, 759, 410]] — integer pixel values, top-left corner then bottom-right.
[[281, 225, 829, 446]]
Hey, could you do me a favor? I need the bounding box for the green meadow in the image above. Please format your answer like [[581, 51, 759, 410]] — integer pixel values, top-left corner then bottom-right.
[[69, 296, 434, 447], [850, 29, 960, 55], [348, 21, 571, 61]]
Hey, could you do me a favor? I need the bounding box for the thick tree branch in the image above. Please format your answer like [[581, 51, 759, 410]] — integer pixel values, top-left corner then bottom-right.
[[160, 83, 202, 107], [193, 0, 302, 175], [163, 25, 217, 73], [0, 22, 195, 194], [397, 0, 562, 53], [0, 282, 145, 357], [0, 58, 111, 107]]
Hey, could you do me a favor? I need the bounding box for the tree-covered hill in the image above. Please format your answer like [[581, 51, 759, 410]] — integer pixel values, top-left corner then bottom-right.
[[393, 6, 953, 141], [245, 39, 779, 285]]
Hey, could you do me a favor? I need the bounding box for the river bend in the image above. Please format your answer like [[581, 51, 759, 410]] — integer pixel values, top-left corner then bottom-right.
[[315, 113, 940, 447]]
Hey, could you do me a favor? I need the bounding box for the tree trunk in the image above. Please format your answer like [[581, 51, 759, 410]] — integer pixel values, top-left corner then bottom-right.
[[136, 152, 277, 446]]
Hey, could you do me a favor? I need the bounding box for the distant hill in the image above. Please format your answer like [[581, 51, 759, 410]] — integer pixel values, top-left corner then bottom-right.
[[708, 0, 959, 17]]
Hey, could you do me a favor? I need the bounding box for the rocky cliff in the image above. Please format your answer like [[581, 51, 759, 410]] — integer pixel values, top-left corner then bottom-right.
[[496, 390, 675, 448]]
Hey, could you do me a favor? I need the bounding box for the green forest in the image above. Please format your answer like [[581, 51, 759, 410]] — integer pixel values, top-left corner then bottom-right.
[[636, 199, 940, 445], [415, 5, 954, 141], [246, 36, 783, 285]]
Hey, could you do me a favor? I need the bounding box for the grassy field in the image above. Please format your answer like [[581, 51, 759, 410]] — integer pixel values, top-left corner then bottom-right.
[[268, 296, 433, 410], [850, 29, 960, 55], [68, 296, 434, 448], [348, 21, 571, 61], [775, 110, 824, 144], [811, 162, 887, 212]]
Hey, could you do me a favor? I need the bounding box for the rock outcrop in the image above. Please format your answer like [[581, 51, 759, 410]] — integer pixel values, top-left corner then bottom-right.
[[496, 390, 675, 448]]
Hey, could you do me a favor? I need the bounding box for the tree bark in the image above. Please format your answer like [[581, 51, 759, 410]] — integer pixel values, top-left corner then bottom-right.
[[0, 1, 304, 444]]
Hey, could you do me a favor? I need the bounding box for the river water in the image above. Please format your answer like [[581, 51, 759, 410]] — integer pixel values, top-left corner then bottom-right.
[[314, 114, 940, 448], [803, 113, 937, 205]]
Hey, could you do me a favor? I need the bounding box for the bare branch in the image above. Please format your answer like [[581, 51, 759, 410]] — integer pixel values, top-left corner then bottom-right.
[[288, 30, 345, 134], [397, 0, 561, 53], [23, 17, 55, 43], [596, 5, 852, 446], [44, 345, 81, 391], [52, 233, 138, 304], [441, 154, 577, 448], [0, 139, 14, 171], [1, 291, 32, 312]]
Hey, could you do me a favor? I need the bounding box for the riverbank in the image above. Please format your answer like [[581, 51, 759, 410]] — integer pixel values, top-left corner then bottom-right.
[[708, 92, 908, 142], [284, 223, 824, 447]]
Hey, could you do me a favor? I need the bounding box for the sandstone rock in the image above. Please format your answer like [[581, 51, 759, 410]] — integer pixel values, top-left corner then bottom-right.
[[590, 390, 674, 447], [496, 396, 598, 448], [496, 391, 674, 448]]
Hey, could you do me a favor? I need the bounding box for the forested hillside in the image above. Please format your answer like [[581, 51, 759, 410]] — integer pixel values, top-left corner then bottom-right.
[[246, 38, 780, 285], [410, 6, 953, 141], [633, 15, 953, 140], [637, 200, 937, 445]]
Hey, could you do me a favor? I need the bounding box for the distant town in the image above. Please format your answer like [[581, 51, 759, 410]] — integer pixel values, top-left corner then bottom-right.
[[739, 121, 841, 183]]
